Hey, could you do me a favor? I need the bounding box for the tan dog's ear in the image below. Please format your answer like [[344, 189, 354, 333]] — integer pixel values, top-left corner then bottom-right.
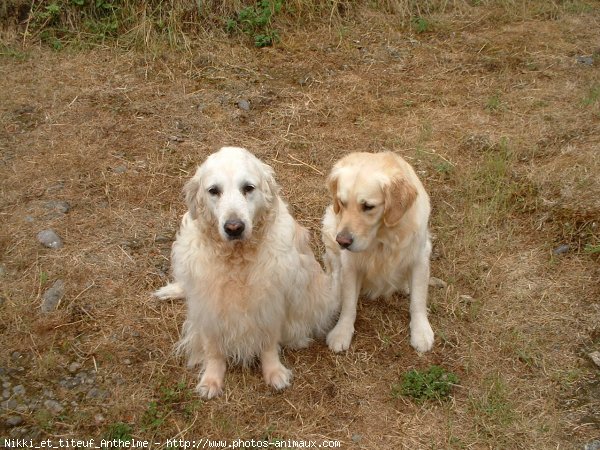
[[383, 177, 417, 227], [327, 171, 341, 214], [184, 177, 202, 219]]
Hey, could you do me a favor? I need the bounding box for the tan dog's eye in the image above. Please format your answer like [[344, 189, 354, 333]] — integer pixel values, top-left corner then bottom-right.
[[208, 186, 221, 196], [362, 203, 375, 212]]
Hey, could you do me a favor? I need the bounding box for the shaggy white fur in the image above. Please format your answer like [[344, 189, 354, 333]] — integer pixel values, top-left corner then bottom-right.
[[322, 151, 435, 354], [154, 147, 339, 399]]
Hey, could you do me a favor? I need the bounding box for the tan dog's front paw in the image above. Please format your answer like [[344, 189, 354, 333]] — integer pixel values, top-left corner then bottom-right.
[[326, 323, 354, 352], [410, 319, 434, 353]]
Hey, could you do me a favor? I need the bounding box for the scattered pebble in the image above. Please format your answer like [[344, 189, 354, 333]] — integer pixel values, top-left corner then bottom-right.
[[37, 229, 63, 249], [351, 434, 362, 443], [588, 351, 600, 368], [237, 99, 251, 111], [68, 362, 82, 374], [459, 294, 474, 303], [41, 280, 65, 313], [45, 200, 71, 214], [12, 385, 26, 396], [123, 358, 132, 366], [43, 399, 64, 415], [553, 244, 570, 255], [113, 165, 127, 174], [86, 388, 108, 400], [94, 414, 105, 424], [585, 441, 600, 450], [577, 55, 594, 65], [168, 135, 184, 143], [25, 215, 35, 223], [429, 277, 448, 289], [5, 415, 23, 427], [2, 389, 10, 399]]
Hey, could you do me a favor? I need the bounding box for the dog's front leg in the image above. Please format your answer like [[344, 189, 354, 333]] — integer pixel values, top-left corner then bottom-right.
[[408, 252, 434, 353], [261, 341, 292, 390], [197, 340, 226, 399], [326, 260, 361, 352]]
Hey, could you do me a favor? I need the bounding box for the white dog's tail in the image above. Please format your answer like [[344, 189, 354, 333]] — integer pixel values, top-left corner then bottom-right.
[[153, 282, 185, 300]]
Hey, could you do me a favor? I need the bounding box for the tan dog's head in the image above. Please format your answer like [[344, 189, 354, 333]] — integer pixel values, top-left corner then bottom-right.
[[184, 147, 278, 243], [327, 152, 418, 252]]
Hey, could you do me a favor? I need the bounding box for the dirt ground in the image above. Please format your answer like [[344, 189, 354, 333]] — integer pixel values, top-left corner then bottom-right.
[[1, 3, 599, 449]]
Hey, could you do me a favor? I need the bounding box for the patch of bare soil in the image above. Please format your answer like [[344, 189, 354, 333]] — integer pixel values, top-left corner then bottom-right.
[[1, 5, 599, 449]]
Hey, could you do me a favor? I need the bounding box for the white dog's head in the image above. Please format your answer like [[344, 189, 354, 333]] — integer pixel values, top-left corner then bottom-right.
[[184, 147, 278, 243], [327, 152, 418, 252]]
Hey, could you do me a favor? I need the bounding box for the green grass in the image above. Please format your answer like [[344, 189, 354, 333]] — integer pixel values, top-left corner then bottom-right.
[[393, 365, 459, 403], [469, 374, 515, 435], [582, 84, 600, 106], [104, 422, 133, 443]]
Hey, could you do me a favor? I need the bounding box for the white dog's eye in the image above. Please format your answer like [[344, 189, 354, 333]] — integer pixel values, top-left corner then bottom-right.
[[242, 184, 255, 195], [208, 186, 221, 196]]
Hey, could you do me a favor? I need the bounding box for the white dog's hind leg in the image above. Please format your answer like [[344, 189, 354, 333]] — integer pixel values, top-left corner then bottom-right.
[[261, 342, 292, 390], [408, 249, 434, 353], [153, 282, 185, 300]]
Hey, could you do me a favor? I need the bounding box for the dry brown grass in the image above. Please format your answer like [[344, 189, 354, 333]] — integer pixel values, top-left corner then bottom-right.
[[1, 1, 599, 448]]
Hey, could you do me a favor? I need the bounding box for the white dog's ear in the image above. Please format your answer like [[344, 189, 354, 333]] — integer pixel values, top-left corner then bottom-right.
[[383, 176, 417, 227], [259, 161, 279, 204], [184, 177, 202, 219], [327, 170, 341, 214]]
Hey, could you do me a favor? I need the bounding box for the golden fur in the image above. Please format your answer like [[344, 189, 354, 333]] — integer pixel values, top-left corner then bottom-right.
[[322, 151, 435, 353]]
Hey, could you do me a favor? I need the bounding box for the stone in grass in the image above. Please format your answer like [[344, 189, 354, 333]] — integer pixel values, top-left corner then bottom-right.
[[5, 415, 23, 427], [45, 200, 71, 214], [237, 99, 251, 111], [584, 441, 600, 450], [41, 280, 65, 313], [552, 244, 570, 256], [37, 229, 63, 249], [588, 351, 600, 369], [43, 399, 64, 415], [429, 277, 448, 289]]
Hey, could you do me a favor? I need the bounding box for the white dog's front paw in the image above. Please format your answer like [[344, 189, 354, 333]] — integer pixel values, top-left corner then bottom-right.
[[327, 323, 354, 352], [410, 319, 434, 353], [196, 376, 224, 399], [263, 364, 292, 390]]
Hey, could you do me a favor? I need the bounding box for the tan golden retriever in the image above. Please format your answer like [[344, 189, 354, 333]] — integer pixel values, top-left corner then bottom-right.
[[322, 152, 434, 353], [154, 147, 338, 399]]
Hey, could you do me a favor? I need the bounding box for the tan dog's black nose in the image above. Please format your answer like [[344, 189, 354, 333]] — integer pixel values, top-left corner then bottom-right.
[[336, 231, 353, 249], [224, 219, 245, 239]]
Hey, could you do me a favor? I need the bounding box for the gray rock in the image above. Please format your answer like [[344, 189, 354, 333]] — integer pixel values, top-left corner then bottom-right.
[[43, 389, 55, 399], [2, 399, 18, 409], [45, 200, 71, 214], [12, 385, 25, 396], [429, 277, 448, 289], [123, 358, 132, 365], [460, 294, 474, 303], [553, 244, 570, 255], [2, 381, 10, 389], [5, 415, 23, 427], [86, 388, 108, 400], [25, 215, 35, 223], [37, 229, 63, 249], [588, 351, 600, 368], [11, 351, 22, 361], [577, 55, 594, 65], [237, 99, 251, 111], [15, 404, 28, 414], [41, 280, 65, 313], [59, 377, 81, 390], [585, 441, 600, 450], [113, 165, 127, 174], [351, 434, 362, 443], [43, 399, 64, 415], [68, 362, 81, 374], [2, 389, 10, 399]]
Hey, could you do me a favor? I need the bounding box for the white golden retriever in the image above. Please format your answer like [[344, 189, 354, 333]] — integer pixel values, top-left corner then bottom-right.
[[322, 152, 435, 353], [154, 147, 338, 399]]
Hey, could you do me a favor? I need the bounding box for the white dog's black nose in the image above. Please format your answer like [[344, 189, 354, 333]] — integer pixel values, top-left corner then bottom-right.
[[336, 231, 353, 249], [224, 219, 245, 238]]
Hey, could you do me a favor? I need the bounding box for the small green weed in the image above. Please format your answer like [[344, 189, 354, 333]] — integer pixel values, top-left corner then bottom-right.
[[469, 374, 515, 433], [584, 242, 600, 255], [486, 93, 502, 112], [227, 0, 282, 47], [393, 365, 459, 403], [582, 83, 600, 106], [104, 422, 133, 444], [412, 16, 431, 33]]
